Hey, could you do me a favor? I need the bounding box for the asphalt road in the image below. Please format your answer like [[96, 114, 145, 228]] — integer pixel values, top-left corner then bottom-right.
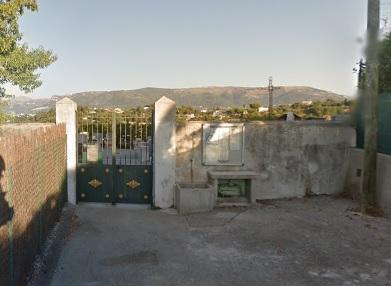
[[49, 197, 391, 286]]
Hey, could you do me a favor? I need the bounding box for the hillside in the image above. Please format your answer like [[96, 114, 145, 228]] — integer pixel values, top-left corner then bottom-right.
[[6, 86, 345, 114]]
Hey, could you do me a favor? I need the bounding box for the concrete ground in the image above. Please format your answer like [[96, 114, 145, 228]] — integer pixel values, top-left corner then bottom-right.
[[50, 197, 391, 286]]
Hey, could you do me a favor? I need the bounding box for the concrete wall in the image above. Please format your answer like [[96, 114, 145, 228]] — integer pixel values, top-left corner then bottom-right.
[[345, 149, 391, 217], [176, 121, 356, 201]]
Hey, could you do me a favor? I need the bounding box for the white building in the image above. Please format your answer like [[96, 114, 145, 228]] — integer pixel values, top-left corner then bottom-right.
[[212, 110, 222, 117], [185, 113, 195, 120], [301, 101, 313, 106], [258, 106, 269, 113]]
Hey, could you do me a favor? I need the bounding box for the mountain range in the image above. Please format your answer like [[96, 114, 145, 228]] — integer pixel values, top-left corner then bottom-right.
[[6, 86, 346, 114]]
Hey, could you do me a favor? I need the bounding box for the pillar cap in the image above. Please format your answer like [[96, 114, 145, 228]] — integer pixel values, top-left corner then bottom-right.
[[154, 96, 175, 105], [56, 97, 77, 110]]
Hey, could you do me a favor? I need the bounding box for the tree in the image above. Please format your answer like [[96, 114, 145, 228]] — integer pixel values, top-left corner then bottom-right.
[[0, 0, 56, 97], [358, 32, 391, 93], [379, 32, 391, 93], [249, 103, 260, 109]]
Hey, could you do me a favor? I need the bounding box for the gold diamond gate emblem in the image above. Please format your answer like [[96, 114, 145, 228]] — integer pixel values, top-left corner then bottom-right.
[[88, 179, 102, 188], [126, 179, 140, 189]]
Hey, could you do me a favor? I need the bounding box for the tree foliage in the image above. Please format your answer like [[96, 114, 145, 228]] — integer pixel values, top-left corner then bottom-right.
[[358, 32, 391, 93], [0, 0, 56, 97], [379, 33, 391, 93], [175, 100, 351, 122]]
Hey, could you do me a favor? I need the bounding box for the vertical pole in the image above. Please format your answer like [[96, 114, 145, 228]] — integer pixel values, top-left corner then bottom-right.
[[362, 0, 380, 212], [38, 146, 44, 247], [106, 117, 109, 164], [125, 118, 127, 150], [7, 167, 14, 286], [96, 114, 98, 147], [111, 112, 116, 204], [112, 112, 116, 162], [100, 116, 103, 162], [268, 76, 274, 119], [119, 117, 122, 150]]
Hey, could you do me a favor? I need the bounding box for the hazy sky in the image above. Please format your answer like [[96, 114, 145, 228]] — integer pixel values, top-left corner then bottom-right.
[[13, 0, 367, 98]]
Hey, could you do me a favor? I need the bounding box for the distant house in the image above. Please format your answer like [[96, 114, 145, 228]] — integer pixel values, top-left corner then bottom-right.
[[185, 114, 195, 120], [258, 106, 269, 113], [212, 110, 222, 117], [200, 108, 208, 113], [301, 100, 313, 106], [278, 113, 302, 121], [114, 108, 124, 113]]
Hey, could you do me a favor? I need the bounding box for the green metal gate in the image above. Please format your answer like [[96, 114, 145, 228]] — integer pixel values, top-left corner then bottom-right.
[[76, 110, 153, 204]]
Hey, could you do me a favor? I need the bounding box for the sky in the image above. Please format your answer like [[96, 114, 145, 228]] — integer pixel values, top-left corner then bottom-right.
[[11, 0, 368, 98]]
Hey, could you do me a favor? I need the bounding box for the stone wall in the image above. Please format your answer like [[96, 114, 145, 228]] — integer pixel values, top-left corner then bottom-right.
[[0, 125, 67, 286], [345, 149, 391, 217], [176, 121, 356, 201]]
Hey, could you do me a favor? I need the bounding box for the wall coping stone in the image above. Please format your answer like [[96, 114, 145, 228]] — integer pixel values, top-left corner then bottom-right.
[[177, 120, 353, 127]]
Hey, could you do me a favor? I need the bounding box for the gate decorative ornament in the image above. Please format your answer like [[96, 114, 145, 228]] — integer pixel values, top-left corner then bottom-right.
[[88, 179, 103, 188], [127, 179, 141, 189]]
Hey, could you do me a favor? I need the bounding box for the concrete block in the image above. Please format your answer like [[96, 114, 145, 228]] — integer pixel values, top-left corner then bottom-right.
[[175, 183, 215, 215], [207, 171, 259, 203]]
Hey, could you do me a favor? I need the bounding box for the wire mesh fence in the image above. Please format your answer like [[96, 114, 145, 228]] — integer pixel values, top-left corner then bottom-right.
[[0, 125, 67, 286]]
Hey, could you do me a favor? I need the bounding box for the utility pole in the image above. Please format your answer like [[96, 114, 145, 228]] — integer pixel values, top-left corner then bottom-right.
[[268, 77, 274, 118], [259, 76, 280, 118], [358, 59, 366, 90], [361, 0, 380, 212]]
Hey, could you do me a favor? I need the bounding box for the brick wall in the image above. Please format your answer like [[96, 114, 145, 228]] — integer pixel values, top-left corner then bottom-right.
[[0, 124, 67, 286]]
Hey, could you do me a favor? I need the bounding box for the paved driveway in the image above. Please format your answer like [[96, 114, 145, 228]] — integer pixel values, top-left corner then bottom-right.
[[50, 198, 391, 286]]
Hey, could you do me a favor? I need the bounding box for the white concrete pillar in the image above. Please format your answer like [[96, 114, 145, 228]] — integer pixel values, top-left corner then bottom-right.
[[56, 98, 77, 205], [153, 96, 176, 208]]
